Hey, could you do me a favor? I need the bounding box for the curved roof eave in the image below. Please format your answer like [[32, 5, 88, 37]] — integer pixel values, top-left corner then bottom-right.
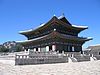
[[19, 29, 33, 34], [86, 37, 93, 41], [19, 23, 46, 34], [72, 25, 88, 29], [16, 34, 48, 43], [19, 16, 58, 35]]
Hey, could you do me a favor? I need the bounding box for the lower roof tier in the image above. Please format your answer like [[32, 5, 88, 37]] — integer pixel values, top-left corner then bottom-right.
[[17, 31, 92, 46]]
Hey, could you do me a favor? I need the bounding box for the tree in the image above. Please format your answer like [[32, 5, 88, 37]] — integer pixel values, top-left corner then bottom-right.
[[0, 46, 9, 52], [0, 41, 24, 52], [13, 44, 24, 52]]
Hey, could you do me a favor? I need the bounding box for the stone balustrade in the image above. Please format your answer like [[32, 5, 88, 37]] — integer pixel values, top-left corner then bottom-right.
[[15, 53, 100, 65]]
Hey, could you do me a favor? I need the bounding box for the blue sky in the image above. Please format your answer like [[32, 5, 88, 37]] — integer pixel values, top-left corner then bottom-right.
[[0, 0, 100, 48]]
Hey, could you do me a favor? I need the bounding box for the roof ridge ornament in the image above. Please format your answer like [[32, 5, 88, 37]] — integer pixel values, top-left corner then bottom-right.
[[58, 13, 65, 19], [62, 13, 65, 17]]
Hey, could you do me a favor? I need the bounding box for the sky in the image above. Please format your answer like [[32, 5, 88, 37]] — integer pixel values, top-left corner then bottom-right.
[[0, 0, 100, 48]]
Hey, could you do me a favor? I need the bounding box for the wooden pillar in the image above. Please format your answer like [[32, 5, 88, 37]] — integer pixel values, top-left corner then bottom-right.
[[80, 46, 83, 54], [52, 45, 56, 51], [70, 46, 72, 51], [68, 45, 70, 51], [72, 46, 74, 52], [38, 48, 41, 52], [34, 48, 36, 52], [46, 46, 49, 52]]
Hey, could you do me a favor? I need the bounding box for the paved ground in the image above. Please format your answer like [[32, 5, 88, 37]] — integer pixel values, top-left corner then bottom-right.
[[0, 59, 100, 75]]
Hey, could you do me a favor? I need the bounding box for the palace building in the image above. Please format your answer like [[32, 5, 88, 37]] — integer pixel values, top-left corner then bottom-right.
[[18, 15, 92, 53]]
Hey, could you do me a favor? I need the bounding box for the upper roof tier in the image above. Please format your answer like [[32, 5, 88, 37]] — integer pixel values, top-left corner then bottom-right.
[[19, 15, 88, 36]]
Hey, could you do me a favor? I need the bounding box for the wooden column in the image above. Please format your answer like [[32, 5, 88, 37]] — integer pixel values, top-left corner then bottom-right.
[[34, 48, 36, 52], [38, 48, 41, 52], [46, 46, 49, 52], [68, 45, 70, 51], [72, 46, 74, 52], [52, 45, 56, 51]]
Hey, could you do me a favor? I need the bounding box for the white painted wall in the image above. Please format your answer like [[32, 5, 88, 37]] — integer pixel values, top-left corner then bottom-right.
[[41, 47, 46, 52]]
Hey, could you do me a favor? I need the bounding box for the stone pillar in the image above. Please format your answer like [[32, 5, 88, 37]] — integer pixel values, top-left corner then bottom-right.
[[52, 45, 56, 51], [46, 46, 49, 52], [38, 48, 41, 52]]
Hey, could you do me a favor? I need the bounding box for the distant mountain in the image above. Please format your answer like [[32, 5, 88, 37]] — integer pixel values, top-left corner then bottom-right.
[[0, 41, 24, 52], [3, 41, 16, 49]]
